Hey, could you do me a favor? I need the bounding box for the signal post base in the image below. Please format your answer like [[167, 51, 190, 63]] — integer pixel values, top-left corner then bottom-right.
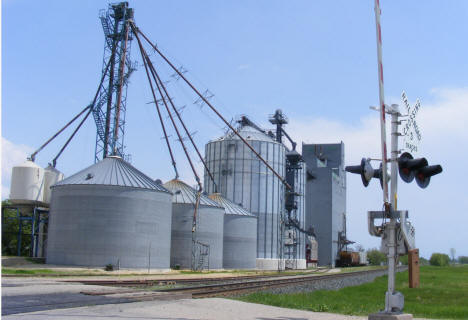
[[369, 313, 413, 320]]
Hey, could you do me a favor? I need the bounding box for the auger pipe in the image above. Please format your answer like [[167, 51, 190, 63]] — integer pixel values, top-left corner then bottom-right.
[[30, 58, 112, 162], [143, 46, 218, 193], [134, 27, 201, 190], [134, 26, 179, 179], [134, 24, 291, 191], [52, 107, 93, 167]]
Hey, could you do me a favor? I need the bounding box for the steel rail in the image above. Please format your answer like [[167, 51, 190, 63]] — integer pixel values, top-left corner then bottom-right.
[[78, 267, 405, 298], [70, 274, 284, 286], [160, 267, 406, 298]]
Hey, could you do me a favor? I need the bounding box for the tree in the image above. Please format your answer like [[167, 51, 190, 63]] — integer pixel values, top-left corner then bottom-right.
[[419, 256, 429, 266], [399, 254, 408, 265], [367, 248, 386, 266], [458, 256, 468, 264], [429, 253, 450, 266], [1, 200, 33, 256], [355, 244, 365, 252]]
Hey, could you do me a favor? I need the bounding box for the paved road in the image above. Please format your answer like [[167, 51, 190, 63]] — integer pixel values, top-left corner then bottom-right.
[[5, 297, 370, 320], [2, 277, 428, 320], [2, 278, 137, 316]]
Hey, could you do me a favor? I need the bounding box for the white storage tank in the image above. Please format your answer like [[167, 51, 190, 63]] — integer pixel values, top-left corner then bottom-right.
[[209, 193, 257, 269], [163, 179, 224, 270], [43, 165, 64, 204], [10, 160, 45, 204], [46, 156, 173, 269]]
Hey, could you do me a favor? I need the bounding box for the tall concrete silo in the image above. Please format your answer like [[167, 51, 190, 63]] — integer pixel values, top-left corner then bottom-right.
[[163, 179, 224, 270], [209, 193, 257, 269], [46, 156, 173, 269], [302, 142, 347, 267], [204, 120, 286, 270]]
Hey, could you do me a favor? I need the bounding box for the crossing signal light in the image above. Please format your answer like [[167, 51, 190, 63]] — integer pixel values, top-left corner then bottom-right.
[[415, 164, 443, 188], [398, 152, 442, 188], [373, 163, 385, 188], [345, 158, 375, 187], [346, 159, 389, 188]]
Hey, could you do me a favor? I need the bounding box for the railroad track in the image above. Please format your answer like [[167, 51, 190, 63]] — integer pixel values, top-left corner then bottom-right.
[[80, 267, 405, 299], [70, 274, 288, 287]]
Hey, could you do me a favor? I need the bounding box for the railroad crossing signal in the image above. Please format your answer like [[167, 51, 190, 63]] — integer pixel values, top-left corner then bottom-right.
[[345, 159, 387, 188], [345, 158, 374, 187], [398, 152, 443, 188], [347, 152, 442, 189]]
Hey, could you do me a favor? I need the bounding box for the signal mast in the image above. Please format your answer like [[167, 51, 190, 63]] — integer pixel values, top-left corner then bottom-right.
[[346, 1, 442, 319]]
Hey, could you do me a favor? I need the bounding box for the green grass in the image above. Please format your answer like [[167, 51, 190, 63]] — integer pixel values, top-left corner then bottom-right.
[[1, 268, 118, 276], [2, 268, 57, 275], [237, 265, 468, 319]]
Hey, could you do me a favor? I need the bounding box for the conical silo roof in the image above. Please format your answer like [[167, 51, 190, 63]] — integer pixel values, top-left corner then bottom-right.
[[53, 156, 170, 193], [221, 125, 276, 142], [163, 179, 222, 207], [208, 193, 255, 216]]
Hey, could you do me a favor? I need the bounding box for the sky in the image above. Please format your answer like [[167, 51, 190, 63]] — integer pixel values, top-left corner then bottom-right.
[[2, 1, 468, 259]]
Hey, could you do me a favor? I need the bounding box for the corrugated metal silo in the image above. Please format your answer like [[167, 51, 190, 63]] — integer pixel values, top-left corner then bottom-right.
[[163, 179, 224, 269], [46, 156, 173, 269], [209, 193, 257, 269], [204, 124, 286, 270]]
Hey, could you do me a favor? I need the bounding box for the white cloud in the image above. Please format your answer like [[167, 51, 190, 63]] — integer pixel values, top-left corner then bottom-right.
[[1, 137, 34, 199], [286, 87, 468, 258]]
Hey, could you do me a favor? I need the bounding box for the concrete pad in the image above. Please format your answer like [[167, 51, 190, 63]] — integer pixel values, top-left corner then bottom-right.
[[369, 313, 413, 320], [3, 298, 431, 320], [4, 298, 367, 320], [2, 278, 127, 296]]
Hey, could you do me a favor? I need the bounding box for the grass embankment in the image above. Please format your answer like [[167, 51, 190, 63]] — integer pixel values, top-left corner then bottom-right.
[[237, 265, 468, 319], [1, 265, 383, 277]]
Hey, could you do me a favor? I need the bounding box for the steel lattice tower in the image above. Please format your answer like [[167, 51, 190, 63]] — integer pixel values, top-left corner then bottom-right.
[[92, 2, 135, 162]]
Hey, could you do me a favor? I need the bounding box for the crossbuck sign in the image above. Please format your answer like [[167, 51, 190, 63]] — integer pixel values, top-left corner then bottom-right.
[[401, 91, 422, 154]]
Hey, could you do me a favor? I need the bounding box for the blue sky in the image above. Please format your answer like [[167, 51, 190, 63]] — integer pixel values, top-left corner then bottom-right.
[[2, 1, 467, 259]]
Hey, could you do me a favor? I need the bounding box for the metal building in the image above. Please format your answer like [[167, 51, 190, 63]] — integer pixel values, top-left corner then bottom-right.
[[163, 179, 224, 270], [46, 156, 173, 269], [302, 142, 347, 267], [209, 193, 257, 269], [204, 120, 286, 270]]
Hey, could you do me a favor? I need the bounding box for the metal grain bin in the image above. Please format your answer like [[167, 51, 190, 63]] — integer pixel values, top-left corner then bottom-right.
[[163, 179, 224, 270], [46, 156, 172, 269], [204, 123, 285, 269], [209, 193, 257, 269]]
